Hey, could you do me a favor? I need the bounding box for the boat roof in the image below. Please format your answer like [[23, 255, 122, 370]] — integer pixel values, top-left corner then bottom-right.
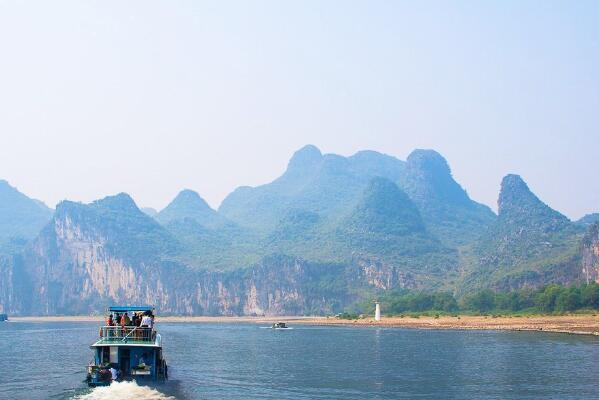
[[108, 306, 154, 312]]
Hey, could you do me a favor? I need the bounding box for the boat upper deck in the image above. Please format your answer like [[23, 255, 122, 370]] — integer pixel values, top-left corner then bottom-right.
[[92, 305, 161, 347], [92, 326, 161, 347]]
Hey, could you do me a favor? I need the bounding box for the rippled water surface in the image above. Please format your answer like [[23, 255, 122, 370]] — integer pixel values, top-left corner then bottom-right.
[[1, 321, 598, 399]]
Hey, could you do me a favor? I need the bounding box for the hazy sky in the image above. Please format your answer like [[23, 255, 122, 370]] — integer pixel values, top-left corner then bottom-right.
[[1, 1, 597, 219]]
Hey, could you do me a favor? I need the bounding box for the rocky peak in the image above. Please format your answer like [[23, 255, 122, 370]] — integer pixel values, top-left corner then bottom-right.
[[157, 189, 225, 228], [0, 179, 51, 211], [406, 149, 451, 176], [52, 193, 179, 264], [577, 213, 599, 227], [93, 192, 140, 213], [348, 150, 405, 181], [498, 174, 570, 226], [0, 179, 53, 241], [498, 174, 535, 214], [286, 144, 323, 173], [401, 149, 471, 206], [172, 189, 212, 212]]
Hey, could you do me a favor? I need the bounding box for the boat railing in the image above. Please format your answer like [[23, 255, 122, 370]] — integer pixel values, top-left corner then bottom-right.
[[99, 326, 155, 343]]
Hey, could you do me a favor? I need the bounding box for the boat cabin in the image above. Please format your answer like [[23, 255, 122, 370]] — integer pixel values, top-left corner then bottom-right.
[[86, 306, 168, 386]]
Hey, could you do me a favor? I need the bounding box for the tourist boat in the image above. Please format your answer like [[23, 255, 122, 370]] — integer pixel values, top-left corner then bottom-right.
[[271, 322, 290, 329], [86, 306, 168, 387]]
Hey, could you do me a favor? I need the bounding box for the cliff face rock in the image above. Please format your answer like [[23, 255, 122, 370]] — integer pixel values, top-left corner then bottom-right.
[[0, 255, 18, 314], [21, 213, 175, 314], [582, 223, 599, 283], [15, 194, 184, 314], [15, 228, 412, 316], [9, 194, 416, 315], [351, 254, 416, 290]]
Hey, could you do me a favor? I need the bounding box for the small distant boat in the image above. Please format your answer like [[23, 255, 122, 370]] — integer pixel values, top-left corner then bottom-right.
[[271, 322, 290, 329], [85, 306, 168, 387], [0, 314, 7, 322]]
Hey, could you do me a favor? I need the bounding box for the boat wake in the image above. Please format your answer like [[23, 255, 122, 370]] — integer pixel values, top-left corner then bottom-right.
[[75, 381, 175, 400]]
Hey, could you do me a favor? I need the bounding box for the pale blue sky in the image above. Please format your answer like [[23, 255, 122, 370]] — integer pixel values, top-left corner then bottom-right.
[[0, 1, 597, 219]]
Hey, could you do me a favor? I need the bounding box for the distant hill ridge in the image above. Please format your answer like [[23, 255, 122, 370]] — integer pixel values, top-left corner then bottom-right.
[[219, 145, 495, 247], [157, 189, 231, 229], [0, 180, 52, 252], [0, 145, 595, 315]]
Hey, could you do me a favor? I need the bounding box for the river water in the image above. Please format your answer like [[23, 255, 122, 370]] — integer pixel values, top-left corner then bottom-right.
[[0, 321, 598, 399]]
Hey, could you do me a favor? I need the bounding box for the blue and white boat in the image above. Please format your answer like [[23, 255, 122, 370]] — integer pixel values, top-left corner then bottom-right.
[[86, 306, 168, 387]]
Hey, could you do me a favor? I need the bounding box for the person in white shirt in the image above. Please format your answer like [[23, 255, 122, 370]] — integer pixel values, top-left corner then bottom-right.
[[109, 366, 118, 381], [140, 314, 153, 328]]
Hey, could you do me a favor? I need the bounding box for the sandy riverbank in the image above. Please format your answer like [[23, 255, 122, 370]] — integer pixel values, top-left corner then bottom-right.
[[8, 314, 599, 336], [296, 315, 599, 336]]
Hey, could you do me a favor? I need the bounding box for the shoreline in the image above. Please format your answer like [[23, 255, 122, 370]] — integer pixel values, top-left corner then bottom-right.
[[7, 315, 599, 336]]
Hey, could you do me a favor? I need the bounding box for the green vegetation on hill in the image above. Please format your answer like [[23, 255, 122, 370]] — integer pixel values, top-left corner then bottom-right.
[[55, 193, 181, 264], [164, 218, 262, 270], [211, 146, 495, 276], [0, 145, 592, 313], [399, 150, 497, 246], [337, 177, 456, 270], [461, 174, 583, 292], [233, 177, 457, 278], [219, 146, 495, 249]]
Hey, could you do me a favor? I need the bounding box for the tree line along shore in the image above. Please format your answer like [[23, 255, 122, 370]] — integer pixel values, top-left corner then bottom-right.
[[345, 282, 599, 317]]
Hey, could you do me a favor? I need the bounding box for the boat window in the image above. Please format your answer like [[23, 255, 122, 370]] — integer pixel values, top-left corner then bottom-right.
[[102, 347, 110, 363], [110, 347, 118, 363]]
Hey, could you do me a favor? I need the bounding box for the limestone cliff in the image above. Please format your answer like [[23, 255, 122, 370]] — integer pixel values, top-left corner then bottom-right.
[[582, 223, 599, 283], [8, 195, 415, 316]]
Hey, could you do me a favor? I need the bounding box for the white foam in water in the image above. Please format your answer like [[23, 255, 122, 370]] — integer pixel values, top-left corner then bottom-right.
[[76, 381, 175, 400]]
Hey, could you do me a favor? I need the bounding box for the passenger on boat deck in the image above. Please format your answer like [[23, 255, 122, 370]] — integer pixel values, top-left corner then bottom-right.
[[121, 312, 131, 327], [106, 314, 113, 326], [141, 312, 153, 328]]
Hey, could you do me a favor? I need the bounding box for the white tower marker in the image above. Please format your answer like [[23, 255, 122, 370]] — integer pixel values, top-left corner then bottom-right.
[[375, 301, 381, 321]]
